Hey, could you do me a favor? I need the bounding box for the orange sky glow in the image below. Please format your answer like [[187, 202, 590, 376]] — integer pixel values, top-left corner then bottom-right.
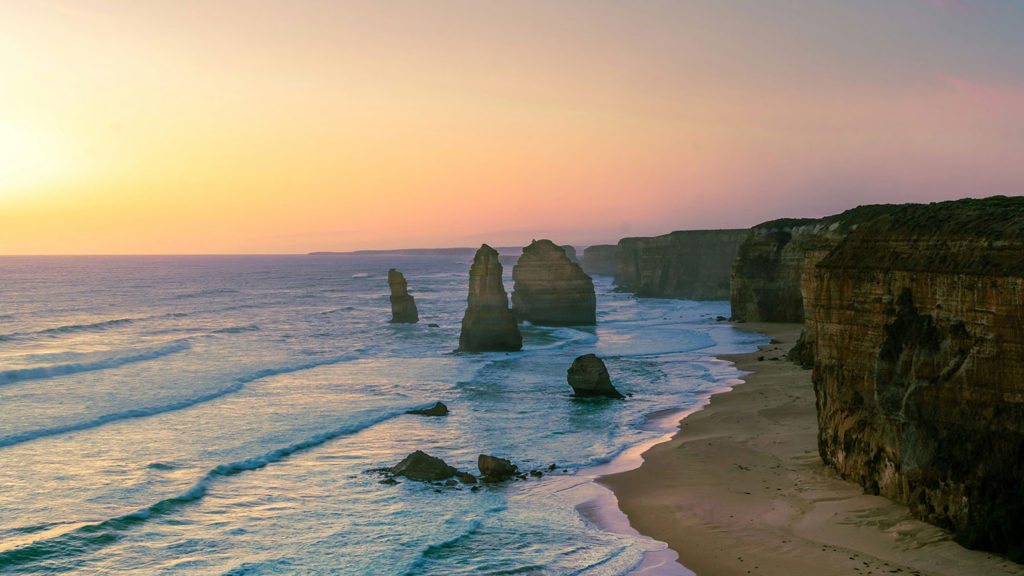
[[2, 1, 1023, 254]]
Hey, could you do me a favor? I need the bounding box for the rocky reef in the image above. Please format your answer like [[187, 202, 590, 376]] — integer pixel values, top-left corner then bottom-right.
[[387, 269, 419, 324], [458, 244, 522, 352], [730, 204, 900, 323], [806, 196, 1024, 559], [511, 239, 596, 326], [615, 229, 747, 299], [581, 244, 616, 276]]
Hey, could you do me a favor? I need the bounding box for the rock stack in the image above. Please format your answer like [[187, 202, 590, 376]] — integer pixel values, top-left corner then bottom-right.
[[511, 239, 596, 326], [387, 269, 419, 324], [458, 245, 522, 352], [567, 354, 623, 398]]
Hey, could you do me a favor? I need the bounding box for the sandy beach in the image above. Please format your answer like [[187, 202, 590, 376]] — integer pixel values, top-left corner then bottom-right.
[[601, 323, 1024, 576]]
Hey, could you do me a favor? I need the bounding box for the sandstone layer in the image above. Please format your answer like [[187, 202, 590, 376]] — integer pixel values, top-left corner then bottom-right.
[[387, 268, 419, 323], [730, 204, 900, 323], [807, 196, 1024, 559], [581, 244, 617, 276], [511, 239, 596, 326], [458, 244, 522, 352], [615, 229, 747, 299]]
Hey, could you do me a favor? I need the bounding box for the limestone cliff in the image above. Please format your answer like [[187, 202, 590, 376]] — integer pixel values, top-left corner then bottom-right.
[[615, 229, 747, 299], [559, 245, 579, 264], [581, 244, 616, 276], [458, 244, 522, 352], [807, 196, 1024, 559], [387, 269, 419, 324], [730, 204, 901, 323], [511, 239, 596, 326]]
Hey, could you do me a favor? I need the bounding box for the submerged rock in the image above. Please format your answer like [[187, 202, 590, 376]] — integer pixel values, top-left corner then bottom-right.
[[406, 402, 449, 417], [567, 354, 623, 398], [458, 245, 522, 352], [388, 450, 458, 482], [388, 269, 419, 324], [511, 239, 596, 326], [478, 454, 518, 482]]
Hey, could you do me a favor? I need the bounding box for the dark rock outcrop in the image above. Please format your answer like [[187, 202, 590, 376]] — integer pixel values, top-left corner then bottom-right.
[[807, 196, 1024, 559], [387, 450, 458, 482], [406, 402, 448, 417], [730, 205, 900, 323], [567, 354, 623, 398], [458, 245, 522, 352], [387, 269, 419, 324], [478, 454, 518, 481], [582, 244, 617, 276], [511, 239, 596, 326], [615, 229, 747, 299]]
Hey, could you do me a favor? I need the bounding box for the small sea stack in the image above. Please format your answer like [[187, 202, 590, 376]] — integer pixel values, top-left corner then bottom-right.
[[458, 244, 522, 352], [567, 354, 623, 398], [387, 268, 419, 324], [511, 239, 596, 326], [478, 454, 518, 482]]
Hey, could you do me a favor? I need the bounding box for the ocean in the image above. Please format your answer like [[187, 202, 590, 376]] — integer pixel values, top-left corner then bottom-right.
[[0, 253, 765, 575]]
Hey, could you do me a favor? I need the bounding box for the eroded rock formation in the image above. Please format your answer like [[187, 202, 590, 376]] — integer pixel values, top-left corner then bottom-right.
[[807, 196, 1024, 558], [560, 245, 579, 264], [567, 354, 623, 398], [582, 244, 617, 276], [511, 239, 596, 326], [730, 205, 899, 323], [615, 229, 747, 299], [387, 269, 419, 324], [458, 244, 522, 352]]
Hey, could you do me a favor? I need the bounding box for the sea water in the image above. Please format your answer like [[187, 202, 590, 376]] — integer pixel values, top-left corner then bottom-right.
[[0, 253, 765, 575]]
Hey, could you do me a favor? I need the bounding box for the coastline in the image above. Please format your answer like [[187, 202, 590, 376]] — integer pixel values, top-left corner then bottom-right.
[[599, 322, 1024, 576]]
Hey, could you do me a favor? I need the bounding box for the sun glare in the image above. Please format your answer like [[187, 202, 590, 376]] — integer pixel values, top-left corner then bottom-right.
[[0, 122, 69, 197]]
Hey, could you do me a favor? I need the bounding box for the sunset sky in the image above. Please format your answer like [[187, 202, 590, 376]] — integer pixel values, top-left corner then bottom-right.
[[2, 1, 1023, 254]]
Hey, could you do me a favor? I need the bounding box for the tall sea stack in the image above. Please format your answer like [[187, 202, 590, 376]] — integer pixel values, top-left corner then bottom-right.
[[511, 239, 596, 326], [807, 196, 1024, 558], [387, 269, 419, 324], [458, 245, 522, 352]]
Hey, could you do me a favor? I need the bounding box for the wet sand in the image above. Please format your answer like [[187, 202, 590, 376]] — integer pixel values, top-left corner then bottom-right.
[[601, 322, 1023, 576]]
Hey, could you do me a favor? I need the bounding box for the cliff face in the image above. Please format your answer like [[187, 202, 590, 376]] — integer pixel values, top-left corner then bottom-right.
[[458, 245, 522, 352], [730, 205, 901, 323], [807, 197, 1024, 558], [387, 269, 419, 324], [614, 229, 747, 299], [581, 245, 616, 276], [511, 240, 596, 326]]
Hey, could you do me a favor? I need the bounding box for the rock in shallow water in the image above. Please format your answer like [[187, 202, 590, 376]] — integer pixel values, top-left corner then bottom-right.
[[567, 354, 623, 399], [388, 450, 458, 482], [387, 268, 419, 324], [406, 402, 449, 417], [511, 239, 595, 326], [478, 454, 518, 481], [458, 244, 522, 352]]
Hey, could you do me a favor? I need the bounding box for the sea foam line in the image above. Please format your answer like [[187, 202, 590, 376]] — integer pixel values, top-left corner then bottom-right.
[[0, 407, 412, 570], [0, 354, 360, 448], [0, 340, 193, 385]]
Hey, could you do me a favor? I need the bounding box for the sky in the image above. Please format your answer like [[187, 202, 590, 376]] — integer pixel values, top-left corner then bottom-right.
[[2, 0, 1023, 254]]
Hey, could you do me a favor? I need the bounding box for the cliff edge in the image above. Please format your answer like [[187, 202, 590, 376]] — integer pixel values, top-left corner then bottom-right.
[[807, 196, 1024, 559], [615, 229, 747, 299]]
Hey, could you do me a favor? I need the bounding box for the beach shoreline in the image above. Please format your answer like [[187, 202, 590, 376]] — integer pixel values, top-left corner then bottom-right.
[[599, 322, 1023, 576]]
